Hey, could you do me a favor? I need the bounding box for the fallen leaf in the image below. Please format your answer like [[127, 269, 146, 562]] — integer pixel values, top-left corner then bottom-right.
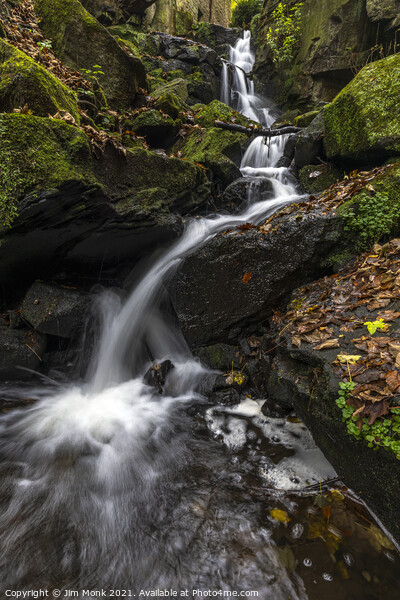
[[242, 272, 252, 284], [269, 509, 290, 524], [314, 339, 340, 350]]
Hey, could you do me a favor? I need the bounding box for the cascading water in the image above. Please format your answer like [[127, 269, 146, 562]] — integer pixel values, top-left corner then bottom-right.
[[1, 31, 399, 600]]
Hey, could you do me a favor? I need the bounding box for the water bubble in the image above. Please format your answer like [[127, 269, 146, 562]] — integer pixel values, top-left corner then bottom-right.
[[322, 573, 333, 582], [303, 558, 312, 567], [343, 553, 354, 567], [291, 523, 304, 539]]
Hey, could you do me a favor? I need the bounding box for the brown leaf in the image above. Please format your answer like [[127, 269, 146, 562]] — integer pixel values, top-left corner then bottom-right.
[[242, 272, 252, 284], [314, 339, 340, 350], [385, 371, 400, 393], [292, 336, 302, 348]]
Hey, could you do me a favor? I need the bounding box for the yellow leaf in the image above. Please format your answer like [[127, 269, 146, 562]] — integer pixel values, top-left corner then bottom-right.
[[337, 354, 362, 364], [269, 509, 291, 524]]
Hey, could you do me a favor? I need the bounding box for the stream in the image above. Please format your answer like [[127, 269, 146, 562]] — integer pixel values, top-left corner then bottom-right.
[[0, 32, 400, 599]]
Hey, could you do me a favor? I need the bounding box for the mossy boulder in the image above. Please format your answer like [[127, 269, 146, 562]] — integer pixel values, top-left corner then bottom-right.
[[34, 0, 147, 110], [131, 109, 181, 147], [115, 37, 140, 58], [299, 164, 343, 194], [0, 39, 80, 120], [151, 79, 188, 118], [0, 113, 212, 283], [192, 100, 260, 129], [0, 113, 95, 227], [324, 53, 400, 162], [107, 26, 159, 56], [294, 110, 320, 128]]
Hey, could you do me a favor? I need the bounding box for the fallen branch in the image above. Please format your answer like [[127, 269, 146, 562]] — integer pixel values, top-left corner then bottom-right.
[[214, 120, 303, 137]]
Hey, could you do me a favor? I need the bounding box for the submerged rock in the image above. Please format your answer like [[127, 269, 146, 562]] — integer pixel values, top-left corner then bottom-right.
[[210, 388, 240, 406], [143, 360, 175, 394], [324, 53, 400, 162], [21, 281, 89, 338], [222, 177, 274, 211]]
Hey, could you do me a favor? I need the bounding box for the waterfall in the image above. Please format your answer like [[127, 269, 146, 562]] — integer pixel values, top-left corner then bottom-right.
[[0, 32, 351, 598]]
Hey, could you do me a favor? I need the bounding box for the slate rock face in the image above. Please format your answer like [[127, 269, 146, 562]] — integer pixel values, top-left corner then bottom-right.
[[22, 281, 90, 338], [169, 211, 344, 348]]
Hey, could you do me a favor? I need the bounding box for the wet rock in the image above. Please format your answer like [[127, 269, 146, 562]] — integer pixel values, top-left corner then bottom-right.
[[34, 0, 147, 110], [131, 109, 181, 147], [245, 357, 272, 398], [221, 177, 274, 211], [198, 343, 239, 371], [299, 164, 343, 194], [189, 23, 241, 54], [170, 210, 343, 348], [0, 324, 46, 380], [283, 134, 298, 160], [0, 115, 212, 285], [210, 388, 240, 406], [143, 360, 175, 394], [294, 112, 324, 169], [21, 281, 89, 338]]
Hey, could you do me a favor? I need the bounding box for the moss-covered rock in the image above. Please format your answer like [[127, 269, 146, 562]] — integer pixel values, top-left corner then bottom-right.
[[150, 78, 188, 118], [299, 163, 343, 194], [337, 164, 400, 251], [191, 99, 260, 129], [115, 37, 141, 58], [294, 110, 320, 128], [0, 39, 80, 120], [324, 53, 400, 162], [107, 25, 159, 56], [0, 113, 95, 227], [34, 0, 147, 109], [131, 109, 181, 147], [175, 10, 194, 37]]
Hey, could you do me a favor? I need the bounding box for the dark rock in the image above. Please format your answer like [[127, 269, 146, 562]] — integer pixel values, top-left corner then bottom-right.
[[34, 0, 147, 110], [210, 388, 240, 406], [131, 109, 181, 147], [283, 134, 298, 160], [276, 156, 292, 168], [189, 23, 241, 55], [21, 281, 89, 338], [170, 209, 344, 348], [143, 360, 175, 394], [266, 343, 400, 542], [299, 163, 344, 194], [197, 343, 239, 371], [294, 112, 325, 169], [245, 357, 272, 398], [0, 324, 46, 380], [221, 177, 274, 211]]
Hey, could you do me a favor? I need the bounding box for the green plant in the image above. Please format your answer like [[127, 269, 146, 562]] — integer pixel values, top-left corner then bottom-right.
[[341, 191, 400, 251], [364, 319, 389, 335], [80, 64, 105, 85], [230, 0, 262, 29], [37, 39, 52, 56], [263, 1, 303, 67]]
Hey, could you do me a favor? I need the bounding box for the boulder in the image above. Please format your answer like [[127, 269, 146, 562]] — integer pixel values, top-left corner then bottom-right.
[[210, 388, 240, 406], [151, 79, 188, 119], [197, 343, 240, 371], [34, 0, 147, 109], [131, 109, 181, 147], [0, 114, 212, 285], [0, 324, 46, 380], [21, 281, 89, 338], [0, 40, 80, 120], [366, 0, 400, 21], [294, 111, 324, 169], [324, 53, 400, 162], [222, 177, 274, 211], [299, 164, 343, 194], [169, 210, 344, 348], [189, 23, 241, 54]]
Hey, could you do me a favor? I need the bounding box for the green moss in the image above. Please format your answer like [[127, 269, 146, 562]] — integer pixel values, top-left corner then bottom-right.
[[337, 165, 400, 251], [324, 53, 400, 161], [131, 109, 181, 147], [0, 21, 6, 38], [192, 99, 260, 129], [152, 78, 188, 102], [34, 0, 147, 110], [0, 114, 96, 227], [295, 110, 319, 128], [115, 37, 140, 58], [175, 10, 194, 36], [299, 163, 343, 194], [0, 39, 80, 120], [107, 26, 158, 56]]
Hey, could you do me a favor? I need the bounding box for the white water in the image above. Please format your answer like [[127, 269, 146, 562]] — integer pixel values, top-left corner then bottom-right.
[[0, 32, 335, 597]]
